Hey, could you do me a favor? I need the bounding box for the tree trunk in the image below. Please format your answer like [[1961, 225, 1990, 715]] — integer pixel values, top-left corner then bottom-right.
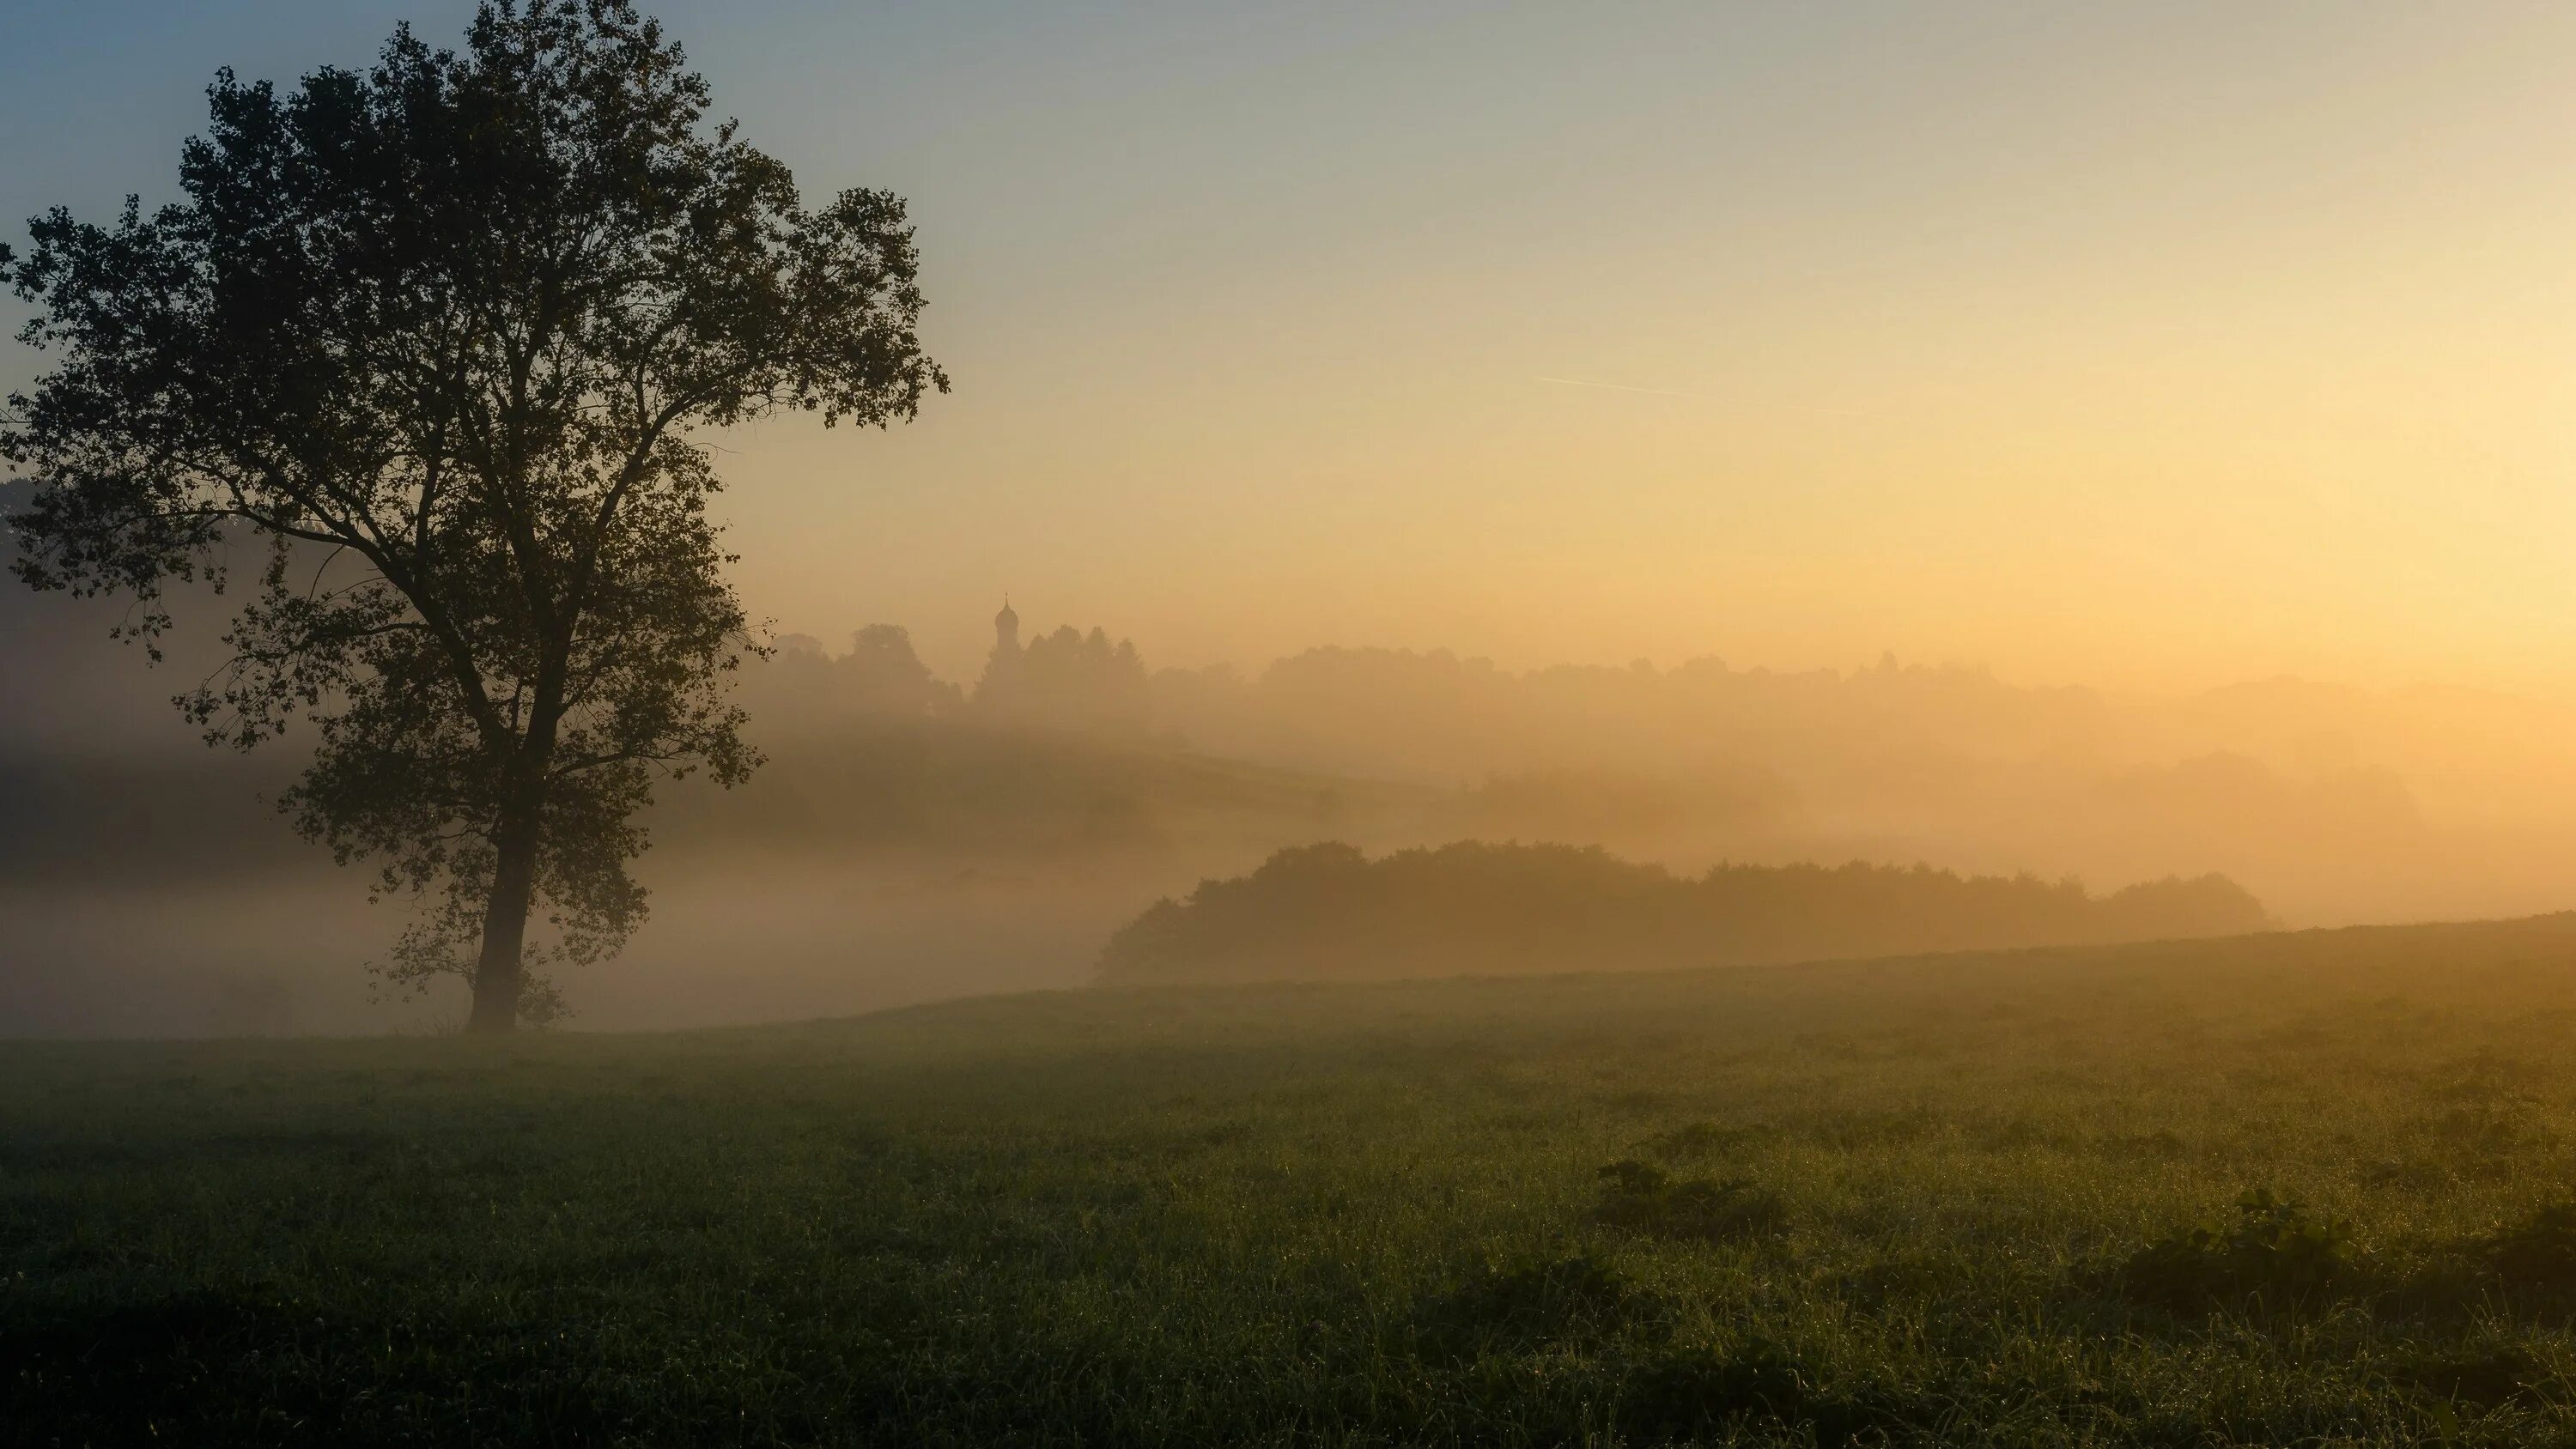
[[466, 795, 544, 1034]]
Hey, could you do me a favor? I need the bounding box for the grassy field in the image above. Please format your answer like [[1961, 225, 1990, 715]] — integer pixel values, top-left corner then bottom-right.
[[15, 918, 2576, 1446]]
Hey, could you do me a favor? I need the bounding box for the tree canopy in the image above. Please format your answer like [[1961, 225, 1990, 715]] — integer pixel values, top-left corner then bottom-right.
[[1097, 841, 2275, 985], [2, 0, 945, 1028]]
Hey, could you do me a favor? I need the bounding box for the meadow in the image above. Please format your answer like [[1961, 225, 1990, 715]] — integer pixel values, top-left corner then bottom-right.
[[15, 917, 2576, 1446]]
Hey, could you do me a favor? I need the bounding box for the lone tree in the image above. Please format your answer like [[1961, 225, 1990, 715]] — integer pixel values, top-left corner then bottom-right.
[[1, 1, 944, 1030]]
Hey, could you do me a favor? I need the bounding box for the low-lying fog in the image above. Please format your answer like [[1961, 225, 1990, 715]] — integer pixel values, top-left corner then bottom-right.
[[11, 581, 2576, 1037]]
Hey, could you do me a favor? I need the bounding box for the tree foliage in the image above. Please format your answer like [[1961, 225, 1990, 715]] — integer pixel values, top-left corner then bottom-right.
[[3, 0, 945, 1026], [1097, 841, 2276, 984]]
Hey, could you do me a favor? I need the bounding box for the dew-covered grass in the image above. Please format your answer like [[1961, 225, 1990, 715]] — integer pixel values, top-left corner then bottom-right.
[[14, 915, 2576, 1445]]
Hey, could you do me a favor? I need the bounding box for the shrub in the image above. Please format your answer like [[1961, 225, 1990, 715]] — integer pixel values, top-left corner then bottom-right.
[[1595, 1159, 1789, 1243], [1420, 1250, 1656, 1356], [2115, 1188, 2359, 1310], [2488, 1201, 2576, 1290]]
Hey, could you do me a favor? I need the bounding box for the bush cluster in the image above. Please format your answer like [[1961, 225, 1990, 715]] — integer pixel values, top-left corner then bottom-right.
[[2115, 1189, 2359, 1309], [1595, 1160, 1789, 1244]]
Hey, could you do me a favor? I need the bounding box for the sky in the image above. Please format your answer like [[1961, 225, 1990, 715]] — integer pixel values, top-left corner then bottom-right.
[[5, 0, 2574, 692]]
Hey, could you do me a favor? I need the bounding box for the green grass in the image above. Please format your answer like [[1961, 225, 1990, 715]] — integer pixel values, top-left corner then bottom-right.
[[14, 917, 2576, 1446]]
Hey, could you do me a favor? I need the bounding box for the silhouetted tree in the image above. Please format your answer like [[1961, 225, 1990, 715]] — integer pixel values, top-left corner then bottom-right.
[[841, 624, 961, 717], [762, 624, 960, 721], [1096, 841, 2275, 984], [1, 1, 944, 1029]]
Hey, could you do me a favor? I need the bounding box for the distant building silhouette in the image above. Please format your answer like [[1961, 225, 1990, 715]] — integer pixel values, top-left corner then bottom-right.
[[973, 597, 1149, 732], [976, 597, 1025, 705]]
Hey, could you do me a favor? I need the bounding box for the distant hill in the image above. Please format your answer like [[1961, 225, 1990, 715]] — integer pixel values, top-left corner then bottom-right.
[[1097, 840, 2275, 985]]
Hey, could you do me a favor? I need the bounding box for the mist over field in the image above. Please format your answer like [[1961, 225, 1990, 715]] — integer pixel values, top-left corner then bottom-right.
[[10, 555, 2575, 1036], [9, 3, 2576, 1045]]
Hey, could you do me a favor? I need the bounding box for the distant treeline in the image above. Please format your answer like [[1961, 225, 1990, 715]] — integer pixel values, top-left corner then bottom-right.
[[1097, 841, 2275, 984]]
